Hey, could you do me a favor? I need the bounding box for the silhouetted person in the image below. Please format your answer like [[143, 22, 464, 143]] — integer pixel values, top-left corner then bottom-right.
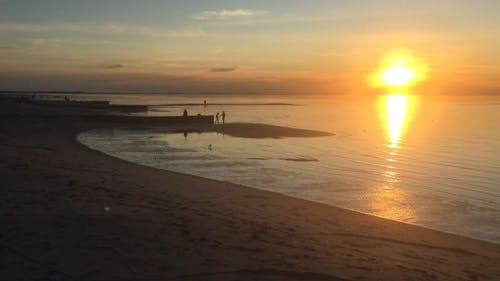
[[183, 109, 188, 117], [203, 100, 207, 107], [215, 112, 219, 124], [222, 111, 226, 124], [184, 132, 188, 139]]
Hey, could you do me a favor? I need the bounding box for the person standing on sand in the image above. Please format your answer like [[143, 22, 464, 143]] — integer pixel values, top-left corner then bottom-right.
[[215, 112, 219, 124], [222, 111, 226, 124], [183, 109, 188, 117]]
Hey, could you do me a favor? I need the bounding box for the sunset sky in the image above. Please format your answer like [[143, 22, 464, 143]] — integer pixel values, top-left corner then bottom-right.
[[1, 0, 499, 95]]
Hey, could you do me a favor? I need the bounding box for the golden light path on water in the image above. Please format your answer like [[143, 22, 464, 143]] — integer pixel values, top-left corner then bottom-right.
[[369, 93, 419, 222], [386, 94, 409, 149], [382, 94, 411, 183]]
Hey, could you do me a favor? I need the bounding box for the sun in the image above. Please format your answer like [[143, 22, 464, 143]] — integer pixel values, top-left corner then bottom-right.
[[381, 67, 415, 86], [369, 49, 428, 89]]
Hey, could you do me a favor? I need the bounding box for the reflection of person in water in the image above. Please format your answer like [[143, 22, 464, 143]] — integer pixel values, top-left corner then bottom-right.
[[183, 109, 188, 117], [215, 112, 219, 124], [222, 111, 226, 124]]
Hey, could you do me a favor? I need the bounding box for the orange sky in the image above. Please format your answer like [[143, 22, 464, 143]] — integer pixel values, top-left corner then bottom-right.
[[0, 1, 499, 95]]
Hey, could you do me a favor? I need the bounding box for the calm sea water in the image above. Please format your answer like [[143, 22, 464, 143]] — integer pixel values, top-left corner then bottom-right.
[[77, 93, 500, 243]]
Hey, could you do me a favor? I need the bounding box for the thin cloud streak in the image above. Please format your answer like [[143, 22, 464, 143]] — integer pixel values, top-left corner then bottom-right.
[[0, 22, 207, 38], [103, 64, 124, 69], [0, 22, 83, 32], [193, 9, 269, 20], [105, 23, 207, 38], [208, 67, 238, 72]]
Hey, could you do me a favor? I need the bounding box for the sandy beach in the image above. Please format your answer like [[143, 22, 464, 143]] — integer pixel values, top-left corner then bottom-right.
[[2, 99, 500, 281]]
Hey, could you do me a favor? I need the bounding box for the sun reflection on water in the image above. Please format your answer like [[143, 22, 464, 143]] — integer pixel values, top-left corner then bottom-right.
[[379, 93, 416, 182], [385, 94, 408, 149], [369, 93, 419, 222]]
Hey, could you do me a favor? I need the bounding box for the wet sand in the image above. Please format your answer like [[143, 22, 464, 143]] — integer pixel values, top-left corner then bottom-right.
[[1, 100, 500, 281], [213, 122, 333, 138]]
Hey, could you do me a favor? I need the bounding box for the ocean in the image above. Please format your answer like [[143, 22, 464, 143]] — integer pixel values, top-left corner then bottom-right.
[[76, 93, 500, 243]]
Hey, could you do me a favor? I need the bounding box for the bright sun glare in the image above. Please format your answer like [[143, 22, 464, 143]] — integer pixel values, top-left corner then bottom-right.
[[381, 67, 415, 86], [370, 49, 428, 90]]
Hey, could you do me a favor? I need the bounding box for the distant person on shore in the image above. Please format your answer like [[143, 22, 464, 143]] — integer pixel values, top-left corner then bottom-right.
[[215, 112, 219, 124], [222, 111, 226, 124], [183, 109, 188, 117], [203, 100, 207, 107]]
